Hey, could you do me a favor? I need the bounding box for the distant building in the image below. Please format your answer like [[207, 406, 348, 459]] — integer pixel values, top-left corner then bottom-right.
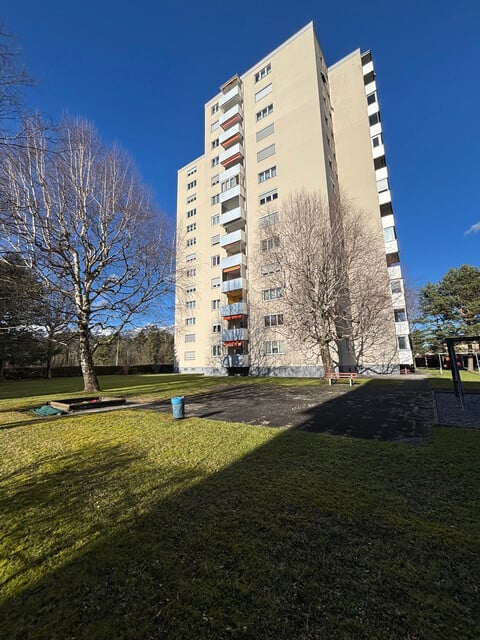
[[175, 22, 413, 375]]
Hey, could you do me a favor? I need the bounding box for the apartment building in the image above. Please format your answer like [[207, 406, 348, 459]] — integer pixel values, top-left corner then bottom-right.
[[175, 22, 413, 376]]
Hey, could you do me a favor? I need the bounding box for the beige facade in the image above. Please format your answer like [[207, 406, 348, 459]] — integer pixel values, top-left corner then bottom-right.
[[175, 22, 413, 376]]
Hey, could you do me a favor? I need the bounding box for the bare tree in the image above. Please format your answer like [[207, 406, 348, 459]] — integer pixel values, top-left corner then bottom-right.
[[253, 191, 395, 375], [0, 117, 175, 391]]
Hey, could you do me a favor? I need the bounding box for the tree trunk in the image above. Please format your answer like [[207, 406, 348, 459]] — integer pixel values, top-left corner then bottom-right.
[[0, 358, 5, 382], [78, 322, 100, 392], [320, 343, 334, 377]]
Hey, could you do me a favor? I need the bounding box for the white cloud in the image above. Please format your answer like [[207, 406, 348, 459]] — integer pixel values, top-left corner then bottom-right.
[[465, 221, 480, 235]]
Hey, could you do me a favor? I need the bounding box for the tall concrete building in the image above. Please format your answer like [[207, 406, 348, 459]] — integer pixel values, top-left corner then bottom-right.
[[175, 22, 413, 376]]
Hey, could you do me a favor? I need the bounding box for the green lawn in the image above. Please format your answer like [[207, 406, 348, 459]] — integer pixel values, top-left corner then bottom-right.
[[1, 376, 479, 639], [426, 368, 480, 392]]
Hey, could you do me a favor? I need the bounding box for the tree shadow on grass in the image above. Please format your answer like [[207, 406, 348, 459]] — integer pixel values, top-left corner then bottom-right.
[[1, 410, 479, 640]]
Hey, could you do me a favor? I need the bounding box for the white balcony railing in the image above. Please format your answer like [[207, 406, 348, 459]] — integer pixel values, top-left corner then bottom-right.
[[222, 328, 249, 342], [219, 85, 242, 111], [221, 206, 245, 227], [221, 302, 247, 317], [221, 253, 246, 270], [222, 353, 249, 367], [220, 143, 244, 166], [219, 183, 244, 204], [219, 104, 243, 128], [221, 277, 245, 293], [220, 228, 246, 248]]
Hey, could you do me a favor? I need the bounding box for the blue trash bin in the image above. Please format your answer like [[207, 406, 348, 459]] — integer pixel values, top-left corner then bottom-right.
[[171, 396, 185, 419]]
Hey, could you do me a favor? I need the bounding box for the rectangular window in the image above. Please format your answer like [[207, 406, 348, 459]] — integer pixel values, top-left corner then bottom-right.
[[259, 211, 279, 227], [186, 300, 196, 310], [211, 255, 220, 267], [255, 63, 271, 83], [211, 156, 219, 167], [211, 234, 220, 245], [397, 336, 409, 350], [383, 226, 396, 242], [211, 138, 219, 149], [255, 83, 272, 103], [211, 277, 221, 288], [187, 180, 197, 190], [372, 134, 383, 148], [211, 174, 220, 186], [185, 317, 196, 326], [259, 188, 278, 206], [257, 144, 275, 162], [264, 340, 285, 355], [186, 268, 196, 278], [221, 175, 239, 192], [187, 166, 197, 176], [186, 222, 196, 233], [186, 253, 196, 262], [212, 299, 220, 310], [186, 208, 196, 218], [394, 309, 407, 322], [390, 279, 402, 294], [185, 334, 196, 343], [256, 103, 273, 122], [367, 93, 377, 105], [211, 194, 220, 205], [211, 120, 219, 132], [186, 237, 196, 247], [212, 323, 221, 333], [211, 103, 219, 115], [186, 195, 196, 204], [212, 345, 221, 357], [258, 166, 277, 183], [262, 287, 282, 301], [261, 262, 280, 276], [211, 214, 220, 225], [386, 252, 400, 267], [369, 112, 380, 127], [184, 351, 196, 360], [256, 123, 275, 142], [261, 236, 280, 251], [186, 285, 196, 294], [264, 314, 284, 327]]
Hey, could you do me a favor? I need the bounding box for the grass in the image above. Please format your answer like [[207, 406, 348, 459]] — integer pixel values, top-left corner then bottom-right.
[[425, 368, 480, 392], [1, 375, 479, 638]]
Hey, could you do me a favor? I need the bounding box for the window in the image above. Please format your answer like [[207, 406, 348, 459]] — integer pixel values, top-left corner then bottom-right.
[[211, 277, 221, 288], [259, 189, 278, 205], [380, 202, 393, 217], [255, 63, 271, 83], [187, 166, 197, 177], [211, 255, 220, 267], [211, 214, 220, 225], [369, 112, 380, 127], [256, 123, 275, 142], [212, 345, 221, 357], [394, 309, 407, 322], [397, 336, 409, 350], [256, 103, 273, 121], [212, 323, 221, 333], [187, 195, 196, 204], [211, 103, 219, 115], [211, 138, 219, 149], [186, 268, 196, 278], [185, 334, 196, 343], [264, 314, 284, 327], [367, 93, 376, 105], [261, 262, 280, 276], [211, 120, 219, 132], [186, 300, 196, 310], [184, 351, 196, 360], [186, 253, 196, 262], [185, 317, 196, 326], [211, 194, 220, 205], [211, 234, 220, 245], [186, 285, 196, 294], [263, 287, 283, 301], [212, 299, 220, 310], [374, 156, 387, 170], [187, 180, 197, 190], [257, 144, 275, 162], [372, 135, 382, 148], [211, 174, 220, 186], [259, 211, 279, 227], [186, 208, 196, 218], [264, 340, 285, 355], [258, 166, 277, 183], [186, 222, 196, 233], [390, 279, 402, 294], [383, 226, 396, 242], [186, 237, 196, 247], [386, 252, 400, 267], [255, 83, 272, 102], [211, 156, 219, 167], [261, 236, 280, 251], [221, 175, 239, 192]]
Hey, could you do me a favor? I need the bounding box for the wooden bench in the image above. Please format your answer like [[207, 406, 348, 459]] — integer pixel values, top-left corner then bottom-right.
[[328, 372, 358, 386]]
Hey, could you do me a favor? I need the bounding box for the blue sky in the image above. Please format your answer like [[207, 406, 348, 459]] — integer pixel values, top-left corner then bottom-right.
[[2, 0, 479, 291]]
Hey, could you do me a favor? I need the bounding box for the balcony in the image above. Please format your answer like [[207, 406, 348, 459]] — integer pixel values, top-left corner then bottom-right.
[[221, 302, 247, 318], [370, 122, 382, 137], [365, 79, 376, 95], [388, 265, 402, 279], [221, 253, 246, 270], [221, 277, 245, 293], [222, 328, 249, 342], [219, 123, 243, 149], [362, 60, 374, 76], [372, 143, 385, 159], [378, 189, 392, 206], [219, 104, 243, 130], [220, 143, 244, 168], [220, 183, 244, 204], [395, 321, 410, 336], [219, 85, 242, 112], [384, 239, 398, 255], [220, 228, 246, 249], [221, 205, 246, 227], [222, 353, 249, 368]]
